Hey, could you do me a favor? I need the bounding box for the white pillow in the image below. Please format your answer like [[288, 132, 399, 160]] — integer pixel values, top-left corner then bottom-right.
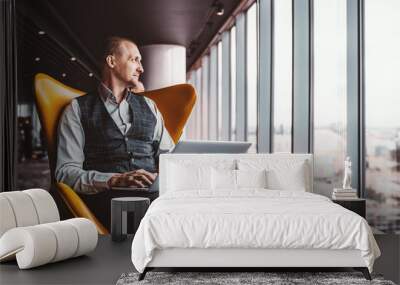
[[211, 169, 267, 190], [236, 169, 267, 189], [211, 168, 236, 190], [167, 163, 212, 191], [238, 158, 309, 191], [266, 163, 307, 191]]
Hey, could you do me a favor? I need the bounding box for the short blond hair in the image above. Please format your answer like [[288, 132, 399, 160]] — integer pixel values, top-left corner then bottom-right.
[[102, 36, 137, 64]]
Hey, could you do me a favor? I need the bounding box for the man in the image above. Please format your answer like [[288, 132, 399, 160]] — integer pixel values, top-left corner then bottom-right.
[[55, 37, 174, 194]]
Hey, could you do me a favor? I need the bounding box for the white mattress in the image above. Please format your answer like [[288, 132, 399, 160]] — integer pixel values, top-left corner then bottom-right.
[[131, 190, 380, 273]]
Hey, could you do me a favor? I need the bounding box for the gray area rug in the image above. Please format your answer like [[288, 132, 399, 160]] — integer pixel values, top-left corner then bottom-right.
[[116, 271, 396, 285]]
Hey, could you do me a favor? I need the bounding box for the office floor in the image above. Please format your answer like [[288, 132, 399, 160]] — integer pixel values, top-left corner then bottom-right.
[[16, 159, 50, 190], [1, 235, 399, 285], [0, 236, 134, 285], [374, 234, 400, 284]]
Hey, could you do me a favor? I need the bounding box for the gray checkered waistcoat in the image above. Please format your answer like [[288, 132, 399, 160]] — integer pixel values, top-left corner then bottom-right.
[[76, 92, 158, 173]]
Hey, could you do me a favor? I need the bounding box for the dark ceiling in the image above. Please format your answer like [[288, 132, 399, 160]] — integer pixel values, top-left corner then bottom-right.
[[16, 0, 241, 103]]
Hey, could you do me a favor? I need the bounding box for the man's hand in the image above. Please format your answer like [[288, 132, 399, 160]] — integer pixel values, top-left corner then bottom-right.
[[108, 169, 157, 188], [129, 81, 145, 93]]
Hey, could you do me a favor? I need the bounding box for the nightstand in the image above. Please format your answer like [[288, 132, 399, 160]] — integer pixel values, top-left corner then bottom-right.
[[332, 198, 366, 218]]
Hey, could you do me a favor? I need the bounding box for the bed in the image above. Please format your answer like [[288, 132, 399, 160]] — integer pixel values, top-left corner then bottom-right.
[[131, 154, 380, 280]]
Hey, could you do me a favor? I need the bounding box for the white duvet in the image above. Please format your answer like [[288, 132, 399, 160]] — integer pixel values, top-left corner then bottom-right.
[[131, 190, 380, 273]]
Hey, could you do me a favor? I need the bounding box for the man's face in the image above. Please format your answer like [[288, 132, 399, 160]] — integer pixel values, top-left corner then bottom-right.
[[111, 41, 144, 88]]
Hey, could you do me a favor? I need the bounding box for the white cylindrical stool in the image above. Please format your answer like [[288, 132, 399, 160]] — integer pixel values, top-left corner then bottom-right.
[[111, 197, 150, 242]]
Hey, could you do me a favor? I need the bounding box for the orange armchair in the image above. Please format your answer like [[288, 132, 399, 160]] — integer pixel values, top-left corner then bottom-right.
[[34, 73, 196, 234]]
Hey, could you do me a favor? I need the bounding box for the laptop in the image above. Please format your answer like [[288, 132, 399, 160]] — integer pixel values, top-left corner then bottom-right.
[[171, 140, 251, 154], [112, 140, 252, 191]]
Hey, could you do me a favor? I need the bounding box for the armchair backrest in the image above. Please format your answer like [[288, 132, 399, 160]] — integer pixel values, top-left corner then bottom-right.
[[139, 84, 196, 143], [34, 73, 85, 173]]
